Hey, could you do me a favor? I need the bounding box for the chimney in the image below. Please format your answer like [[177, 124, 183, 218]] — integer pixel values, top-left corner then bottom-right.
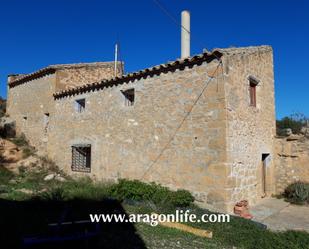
[[181, 10, 190, 59], [114, 42, 118, 77]]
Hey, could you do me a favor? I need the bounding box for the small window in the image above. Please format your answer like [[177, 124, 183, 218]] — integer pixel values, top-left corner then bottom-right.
[[248, 76, 259, 107], [121, 89, 135, 106], [44, 113, 49, 132], [71, 144, 91, 172], [75, 98, 86, 113], [23, 116, 27, 121], [249, 83, 256, 107]]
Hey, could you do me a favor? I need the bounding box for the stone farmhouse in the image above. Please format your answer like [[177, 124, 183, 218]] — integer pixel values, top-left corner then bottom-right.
[[6, 45, 276, 212]]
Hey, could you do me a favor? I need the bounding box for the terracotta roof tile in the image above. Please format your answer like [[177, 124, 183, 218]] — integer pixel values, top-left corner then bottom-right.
[[9, 62, 117, 87]]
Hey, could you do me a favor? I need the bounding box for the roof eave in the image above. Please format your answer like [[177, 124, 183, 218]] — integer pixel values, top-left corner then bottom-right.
[[53, 50, 223, 99]]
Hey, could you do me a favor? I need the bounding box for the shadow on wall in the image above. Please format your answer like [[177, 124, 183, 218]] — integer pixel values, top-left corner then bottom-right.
[[0, 198, 146, 249]]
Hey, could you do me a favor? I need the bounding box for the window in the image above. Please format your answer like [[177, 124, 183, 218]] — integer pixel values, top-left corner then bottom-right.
[[121, 89, 135, 106], [249, 83, 256, 107], [248, 76, 259, 107], [75, 98, 86, 113], [23, 116, 27, 121], [71, 144, 91, 172], [44, 113, 49, 132]]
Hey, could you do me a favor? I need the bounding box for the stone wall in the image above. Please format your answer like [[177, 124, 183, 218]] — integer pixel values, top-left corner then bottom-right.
[[49, 58, 231, 211], [7, 62, 123, 153], [7, 74, 56, 152], [224, 47, 276, 210], [6, 46, 276, 212], [56, 62, 123, 91], [275, 136, 309, 193]]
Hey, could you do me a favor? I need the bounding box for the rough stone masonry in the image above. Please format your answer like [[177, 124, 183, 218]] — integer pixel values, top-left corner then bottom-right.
[[6, 45, 276, 212]]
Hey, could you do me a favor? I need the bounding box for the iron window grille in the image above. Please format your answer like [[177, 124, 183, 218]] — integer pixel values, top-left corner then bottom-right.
[[71, 144, 91, 172]]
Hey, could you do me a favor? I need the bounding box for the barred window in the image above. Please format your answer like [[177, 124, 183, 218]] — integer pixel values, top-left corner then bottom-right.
[[71, 144, 91, 172]]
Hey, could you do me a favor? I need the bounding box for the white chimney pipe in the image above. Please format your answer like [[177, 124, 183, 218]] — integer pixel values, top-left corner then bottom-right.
[[114, 43, 118, 77], [181, 10, 190, 59]]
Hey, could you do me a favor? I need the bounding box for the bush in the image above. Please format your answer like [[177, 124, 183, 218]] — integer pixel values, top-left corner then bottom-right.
[[276, 113, 308, 135], [0, 167, 14, 184], [109, 179, 156, 201], [32, 177, 112, 201], [169, 189, 195, 207], [62, 178, 111, 200], [109, 179, 194, 207], [41, 187, 66, 201], [17, 177, 195, 208], [283, 181, 309, 204]]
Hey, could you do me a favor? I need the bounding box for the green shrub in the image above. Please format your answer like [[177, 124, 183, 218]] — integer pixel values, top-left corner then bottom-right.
[[109, 179, 156, 201], [169, 189, 195, 207], [276, 113, 308, 135], [284, 181, 309, 204], [62, 178, 111, 200], [109, 179, 194, 207], [17, 170, 48, 191], [9, 176, 195, 207], [41, 187, 66, 201], [0, 184, 11, 194], [0, 167, 14, 184]]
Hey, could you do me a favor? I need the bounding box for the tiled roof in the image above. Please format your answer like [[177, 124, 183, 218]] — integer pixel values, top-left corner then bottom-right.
[[8, 62, 116, 87], [53, 50, 224, 99], [53, 45, 272, 99]]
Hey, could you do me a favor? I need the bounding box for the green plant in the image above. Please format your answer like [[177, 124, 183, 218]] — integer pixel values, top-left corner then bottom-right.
[[0, 184, 10, 194], [109, 179, 156, 201], [0, 167, 14, 184], [169, 189, 195, 207], [62, 178, 111, 200], [276, 113, 308, 135], [109, 179, 195, 208], [41, 187, 66, 201], [284, 181, 309, 204]]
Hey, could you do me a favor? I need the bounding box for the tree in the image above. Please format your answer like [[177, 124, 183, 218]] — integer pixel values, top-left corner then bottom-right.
[[276, 112, 308, 135]]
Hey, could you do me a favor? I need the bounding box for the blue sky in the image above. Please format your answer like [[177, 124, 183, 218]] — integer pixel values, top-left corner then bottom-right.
[[0, 0, 308, 118]]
